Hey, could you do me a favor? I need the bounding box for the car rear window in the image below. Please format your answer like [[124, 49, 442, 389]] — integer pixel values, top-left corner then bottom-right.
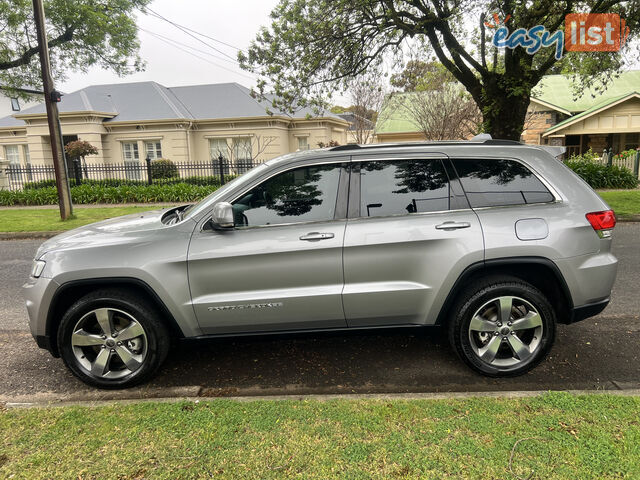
[[451, 158, 555, 207]]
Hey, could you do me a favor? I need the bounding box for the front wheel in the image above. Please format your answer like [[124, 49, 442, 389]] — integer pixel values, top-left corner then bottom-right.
[[57, 289, 170, 389], [448, 278, 556, 377]]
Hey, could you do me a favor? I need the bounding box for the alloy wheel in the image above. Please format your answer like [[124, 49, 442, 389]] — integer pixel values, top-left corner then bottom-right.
[[468, 296, 544, 368], [70, 307, 148, 379]]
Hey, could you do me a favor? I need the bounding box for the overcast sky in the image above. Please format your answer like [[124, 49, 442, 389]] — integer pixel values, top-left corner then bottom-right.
[[58, 0, 280, 93]]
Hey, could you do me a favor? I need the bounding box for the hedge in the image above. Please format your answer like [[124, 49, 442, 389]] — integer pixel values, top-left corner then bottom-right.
[[23, 175, 235, 190], [564, 149, 638, 190], [0, 183, 220, 206]]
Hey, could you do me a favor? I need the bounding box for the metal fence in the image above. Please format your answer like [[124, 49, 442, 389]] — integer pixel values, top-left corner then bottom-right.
[[3, 159, 256, 191]]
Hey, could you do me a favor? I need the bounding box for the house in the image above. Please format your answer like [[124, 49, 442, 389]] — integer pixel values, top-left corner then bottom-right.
[[0, 86, 43, 165], [0, 81, 348, 172], [374, 71, 640, 154], [335, 112, 376, 144], [0, 86, 42, 119], [524, 71, 640, 155]]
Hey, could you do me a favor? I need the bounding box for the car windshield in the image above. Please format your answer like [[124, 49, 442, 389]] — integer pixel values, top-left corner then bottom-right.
[[182, 162, 270, 220]]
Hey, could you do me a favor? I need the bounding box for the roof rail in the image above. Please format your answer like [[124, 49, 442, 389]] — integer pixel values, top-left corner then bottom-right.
[[330, 144, 362, 151], [329, 138, 522, 151]]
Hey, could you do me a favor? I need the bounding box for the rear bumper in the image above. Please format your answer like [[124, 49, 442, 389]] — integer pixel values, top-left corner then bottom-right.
[[569, 298, 610, 324]]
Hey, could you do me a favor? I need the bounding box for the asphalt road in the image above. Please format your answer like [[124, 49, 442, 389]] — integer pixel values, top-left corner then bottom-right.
[[1, 224, 639, 398]]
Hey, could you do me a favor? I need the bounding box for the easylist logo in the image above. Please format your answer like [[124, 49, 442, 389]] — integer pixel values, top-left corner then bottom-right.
[[565, 13, 630, 52]]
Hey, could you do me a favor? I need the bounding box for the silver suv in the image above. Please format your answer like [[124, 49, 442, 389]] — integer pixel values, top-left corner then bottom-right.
[[24, 139, 618, 388]]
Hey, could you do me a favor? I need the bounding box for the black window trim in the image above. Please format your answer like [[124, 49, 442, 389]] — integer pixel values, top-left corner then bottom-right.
[[348, 156, 472, 220], [448, 155, 561, 209], [201, 158, 351, 231]]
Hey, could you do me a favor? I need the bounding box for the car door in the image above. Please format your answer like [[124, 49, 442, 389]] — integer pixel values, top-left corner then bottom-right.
[[187, 160, 349, 335], [342, 154, 484, 327]]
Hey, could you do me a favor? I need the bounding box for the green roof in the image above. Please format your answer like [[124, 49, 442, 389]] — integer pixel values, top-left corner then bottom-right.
[[533, 70, 640, 113], [375, 92, 420, 134], [544, 91, 640, 135]]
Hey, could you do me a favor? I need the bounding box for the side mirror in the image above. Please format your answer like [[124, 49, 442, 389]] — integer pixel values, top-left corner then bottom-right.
[[210, 202, 234, 229]]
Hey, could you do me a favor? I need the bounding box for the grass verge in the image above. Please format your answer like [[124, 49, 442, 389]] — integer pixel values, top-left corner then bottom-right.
[[598, 190, 640, 219], [0, 206, 158, 232], [1, 392, 639, 479]]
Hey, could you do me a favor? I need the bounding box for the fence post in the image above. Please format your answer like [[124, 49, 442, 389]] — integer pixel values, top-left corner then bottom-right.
[[145, 156, 153, 185], [72, 158, 82, 185], [218, 153, 225, 185], [0, 158, 9, 191]]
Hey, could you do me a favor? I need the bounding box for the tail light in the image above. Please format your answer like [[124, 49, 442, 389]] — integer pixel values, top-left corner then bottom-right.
[[586, 210, 616, 238]]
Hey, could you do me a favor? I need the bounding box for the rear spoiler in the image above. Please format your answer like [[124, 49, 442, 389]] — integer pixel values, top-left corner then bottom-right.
[[535, 145, 566, 159]]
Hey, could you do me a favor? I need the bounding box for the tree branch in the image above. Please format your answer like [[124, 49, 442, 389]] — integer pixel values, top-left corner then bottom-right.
[[0, 26, 75, 71]]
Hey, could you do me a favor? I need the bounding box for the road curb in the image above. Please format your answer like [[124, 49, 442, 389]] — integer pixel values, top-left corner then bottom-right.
[[2, 388, 640, 409], [0, 385, 202, 407]]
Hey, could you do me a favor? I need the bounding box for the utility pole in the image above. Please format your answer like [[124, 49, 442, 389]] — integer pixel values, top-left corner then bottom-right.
[[32, 0, 73, 219]]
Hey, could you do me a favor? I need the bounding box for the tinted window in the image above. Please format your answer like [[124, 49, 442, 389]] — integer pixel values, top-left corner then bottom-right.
[[232, 164, 341, 226], [452, 159, 554, 207], [359, 159, 451, 217]]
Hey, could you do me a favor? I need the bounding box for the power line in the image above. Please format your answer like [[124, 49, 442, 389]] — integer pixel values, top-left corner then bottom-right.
[[143, 7, 241, 62], [140, 28, 239, 65], [140, 28, 256, 81], [146, 9, 245, 52]]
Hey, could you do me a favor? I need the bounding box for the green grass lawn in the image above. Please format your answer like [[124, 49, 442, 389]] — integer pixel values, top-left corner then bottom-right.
[[598, 190, 640, 219], [1, 393, 639, 479], [0, 206, 163, 232]]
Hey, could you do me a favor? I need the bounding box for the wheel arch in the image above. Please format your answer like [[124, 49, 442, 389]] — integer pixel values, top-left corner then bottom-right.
[[46, 277, 185, 357], [435, 257, 574, 326]]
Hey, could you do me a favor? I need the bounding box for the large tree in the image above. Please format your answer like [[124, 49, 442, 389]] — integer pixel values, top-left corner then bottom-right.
[[239, 1, 639, 140], [0, 0, 150, 94]]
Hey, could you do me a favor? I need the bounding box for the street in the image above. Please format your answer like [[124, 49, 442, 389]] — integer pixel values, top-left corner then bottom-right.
[[1, 224, 639, 398]]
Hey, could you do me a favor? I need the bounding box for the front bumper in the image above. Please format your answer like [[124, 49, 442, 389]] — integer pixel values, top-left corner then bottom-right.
[[23, 275, 60, 356]]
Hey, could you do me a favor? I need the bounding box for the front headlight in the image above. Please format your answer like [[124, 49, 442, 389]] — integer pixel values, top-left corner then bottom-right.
[[31, 259, 46, 278]]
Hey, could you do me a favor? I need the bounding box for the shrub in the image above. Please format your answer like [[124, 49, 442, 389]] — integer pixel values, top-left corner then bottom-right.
[[0, 183, 220, 206], [565, 149, 638, 189], [150, 159, 178, 179]]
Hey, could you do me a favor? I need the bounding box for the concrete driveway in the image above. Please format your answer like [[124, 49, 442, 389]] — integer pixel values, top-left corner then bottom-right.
[[1, 224, 639, 399]]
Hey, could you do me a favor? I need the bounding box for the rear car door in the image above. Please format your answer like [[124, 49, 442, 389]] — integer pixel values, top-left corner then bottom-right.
[[342, 154, 484, 327], [188, 160, 349, 335]]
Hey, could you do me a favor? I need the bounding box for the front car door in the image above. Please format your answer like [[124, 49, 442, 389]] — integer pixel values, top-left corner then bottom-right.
[[342, 153, 484, 327], [187, 159, 349, 335]]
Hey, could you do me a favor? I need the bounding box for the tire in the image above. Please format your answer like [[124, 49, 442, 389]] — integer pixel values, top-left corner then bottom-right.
[[57, 289, 170, 389], [448, 276, 556, 377]]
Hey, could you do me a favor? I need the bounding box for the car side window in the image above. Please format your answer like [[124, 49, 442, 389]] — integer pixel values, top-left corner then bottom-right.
[[451, 158, 555, 208], [232, 164, 342, 227], [359, 159, 452, 217]]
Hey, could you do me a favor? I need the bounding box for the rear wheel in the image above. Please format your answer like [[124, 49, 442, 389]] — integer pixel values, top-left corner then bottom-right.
[[448, 278, 556, 377], [58, 289, 170, 389]]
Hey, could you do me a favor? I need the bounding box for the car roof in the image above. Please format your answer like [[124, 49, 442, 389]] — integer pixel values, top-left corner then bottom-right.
[[263, 140, 564, 169]]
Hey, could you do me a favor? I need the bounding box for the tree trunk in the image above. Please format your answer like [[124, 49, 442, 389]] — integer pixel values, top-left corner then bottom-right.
[[479, 87, 531, 141]]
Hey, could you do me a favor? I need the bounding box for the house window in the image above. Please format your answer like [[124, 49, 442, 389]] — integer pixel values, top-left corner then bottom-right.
[[22, 145, 30, 164], [11, 98, 20, 111], [297, 136, 309, 151], [122, 142, 140, 180], [4, 145, 20, 165], [145, 141, 162, 160], [624, 133, 639, 151], [233, 137, 252, 162], [209, 138, 228, 160]]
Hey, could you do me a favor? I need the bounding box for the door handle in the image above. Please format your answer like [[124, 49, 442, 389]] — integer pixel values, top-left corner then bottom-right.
[[299, 232, 335, 241], [435, 221, 471, 231]]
